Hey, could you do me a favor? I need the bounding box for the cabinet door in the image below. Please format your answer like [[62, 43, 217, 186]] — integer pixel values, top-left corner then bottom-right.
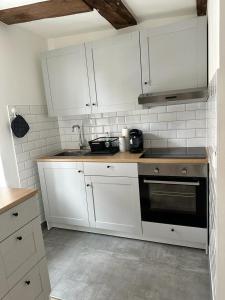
[[0, 253, 8, 299], [86, 176, 142, 235], [42, 45, 92, 116], [141, 17, 207, 93], [38, 162, 89, 228], [5, 258, 50, 300], [86, 31, 142, 113]]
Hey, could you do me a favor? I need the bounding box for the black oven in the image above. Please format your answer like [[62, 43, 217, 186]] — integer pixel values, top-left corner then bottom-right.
[[138, 164, 208, 228]]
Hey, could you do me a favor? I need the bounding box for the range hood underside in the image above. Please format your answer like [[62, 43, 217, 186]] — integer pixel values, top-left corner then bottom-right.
[[138, 87, 208, 107]]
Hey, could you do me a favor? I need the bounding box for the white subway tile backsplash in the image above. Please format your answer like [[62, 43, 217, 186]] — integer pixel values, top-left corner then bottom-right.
[[141, 114, 157, 123], [186, 119, 206, 129], [149, 106, 167, 113], [186, 102, 206, 111], [158, 130, 177, 139], [177, 111, 195, 121], [196, 110, 206, 119], [150, 122, 167, 131], [167, 104, 185, 112], [9, 104, 61, 222], [168, 121, 186, 130], [187, 138, 205, 147], [177, 129, 195, 139], [57, 102, 207, 149], [125, 115, 141, 123]]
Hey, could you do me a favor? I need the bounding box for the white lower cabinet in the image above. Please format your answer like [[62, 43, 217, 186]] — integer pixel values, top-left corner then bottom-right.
[[86, 176, 142, 235], [3, 258, 50, 300], [142, 221, 207, 249], [0, 218, 45, 290], [38, 162, 89, 228], [0, 195, 50, 300]]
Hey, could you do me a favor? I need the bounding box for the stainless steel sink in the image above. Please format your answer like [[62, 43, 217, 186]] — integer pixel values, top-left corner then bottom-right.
[[54, 150, 89, 157]]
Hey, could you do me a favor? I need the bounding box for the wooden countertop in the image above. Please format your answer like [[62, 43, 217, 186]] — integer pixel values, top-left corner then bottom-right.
[[0, 188, 38, 215], [37, 150, 208, 164]]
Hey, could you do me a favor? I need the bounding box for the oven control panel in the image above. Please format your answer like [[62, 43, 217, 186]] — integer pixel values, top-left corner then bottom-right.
[[138, 163, 208, 177]]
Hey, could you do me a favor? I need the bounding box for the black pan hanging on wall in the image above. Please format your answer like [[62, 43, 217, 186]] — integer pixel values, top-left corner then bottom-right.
[[11, 114, 30, 138]]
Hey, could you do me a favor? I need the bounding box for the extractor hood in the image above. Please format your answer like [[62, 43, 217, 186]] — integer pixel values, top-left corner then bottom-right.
[[138, 87, 208, 107]]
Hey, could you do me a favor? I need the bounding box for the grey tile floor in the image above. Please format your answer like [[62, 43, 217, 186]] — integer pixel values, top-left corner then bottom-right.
[[43, 228, 211, 300]]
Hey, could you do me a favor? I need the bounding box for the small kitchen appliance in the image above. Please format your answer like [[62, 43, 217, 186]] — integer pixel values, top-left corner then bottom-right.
[[129, 129, 143, 153]]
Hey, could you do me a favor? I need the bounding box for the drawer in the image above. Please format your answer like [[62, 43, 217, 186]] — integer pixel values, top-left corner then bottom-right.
[[84, 162, 138, 177], [0, 217, 45, 290], [0, 197, 39, 242], [0, 254, 8, 299], [4, 258, 51, 300], [142, 221, 207, 249]]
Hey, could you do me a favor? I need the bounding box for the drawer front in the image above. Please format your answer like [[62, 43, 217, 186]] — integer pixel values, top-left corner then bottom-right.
[[0, 217, 45, 290], [0, 254, 8, 299], [142, 221, 207, 248], [84, 163, 138, 177], [0, 197, 39, 242], [4, 258, 51, 300]]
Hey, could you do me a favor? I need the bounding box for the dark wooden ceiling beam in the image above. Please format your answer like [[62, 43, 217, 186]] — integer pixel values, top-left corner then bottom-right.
[[197, 0, 207, 16], [0, 0, 93, 25], [83, 0, 137, 29]]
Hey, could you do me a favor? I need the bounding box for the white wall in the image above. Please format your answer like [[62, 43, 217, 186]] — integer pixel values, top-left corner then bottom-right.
[[208, 0, 220, 81], [0, 23, 47, 187], [48, 15, 195, 50], [216, 1, 225, 299]]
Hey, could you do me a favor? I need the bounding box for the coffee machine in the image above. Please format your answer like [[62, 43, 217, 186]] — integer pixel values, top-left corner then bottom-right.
[[129, 129, 143, 153]]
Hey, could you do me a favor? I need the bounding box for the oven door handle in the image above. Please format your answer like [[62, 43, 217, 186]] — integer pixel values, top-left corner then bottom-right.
[[143, 180, 200, 186]]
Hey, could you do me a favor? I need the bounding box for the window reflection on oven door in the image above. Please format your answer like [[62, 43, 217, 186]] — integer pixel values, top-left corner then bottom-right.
[[139, 176, 207, 228]]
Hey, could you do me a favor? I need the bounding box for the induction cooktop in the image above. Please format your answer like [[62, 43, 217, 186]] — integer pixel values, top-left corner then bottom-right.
[[140, 147, 207, 159]]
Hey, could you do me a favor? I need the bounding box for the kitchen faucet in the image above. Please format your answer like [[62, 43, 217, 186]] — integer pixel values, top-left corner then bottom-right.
[[72, 123, 86, 150]]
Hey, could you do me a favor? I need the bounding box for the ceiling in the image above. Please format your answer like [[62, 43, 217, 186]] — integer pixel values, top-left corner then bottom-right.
[[0, 0, 197, 39]]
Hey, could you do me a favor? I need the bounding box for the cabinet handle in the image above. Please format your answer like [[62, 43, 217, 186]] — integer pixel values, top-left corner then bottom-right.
[[12, 212, 19, 217], [154, 168, 159, 174], [181, 168, 187, 175], [25, 280, 31, 285], [92, 103, 96, 106], [107, 165, 111, 168], [171, 228, 175, 232], [17, 236, 23, 241], [86, 184, 90, 187], [86, 104, 90, 107], [144, 81, 148, 85], [78, 170, 82, 173]]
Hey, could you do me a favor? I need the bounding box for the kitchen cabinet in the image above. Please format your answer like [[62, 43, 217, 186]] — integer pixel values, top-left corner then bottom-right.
[[84, 162, 141, 235], [86, 31, 142, 113], [86, 176, 142, 234], [41, 44, 92, 116], [0, 192, 50, 300], [140, 17, 207, 94], [4, 259, 50, 300], [38, 162, 89, 228]]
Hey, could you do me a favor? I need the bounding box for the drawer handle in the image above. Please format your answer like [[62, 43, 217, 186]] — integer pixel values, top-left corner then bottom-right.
[[107, 166, 111, 168], [16, 236, 23, 241], [171, 228, 175, 232], [78, 170, 82, 173], [12, 212, 19, 217], [25, 280, 31, 285], [86, 184, 91, 187]]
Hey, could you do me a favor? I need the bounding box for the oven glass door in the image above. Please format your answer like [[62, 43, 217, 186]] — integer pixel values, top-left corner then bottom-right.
[[139, 175, 207, 228]]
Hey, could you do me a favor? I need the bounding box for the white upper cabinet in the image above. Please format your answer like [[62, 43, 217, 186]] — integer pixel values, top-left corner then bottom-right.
[[86, 31, 142, 113], [42, 44, 92, 116], [140, 17, 207, 93]]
